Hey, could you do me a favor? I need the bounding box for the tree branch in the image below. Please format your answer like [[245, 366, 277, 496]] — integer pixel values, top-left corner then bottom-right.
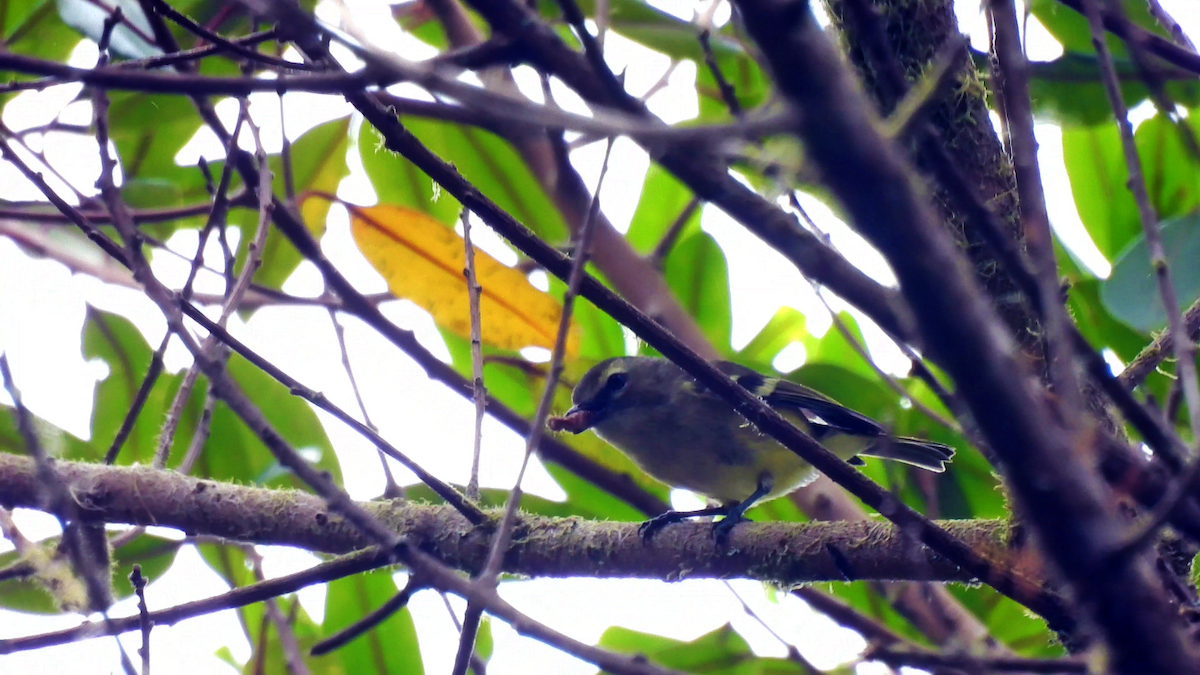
[[0, 453, 1023, 586]]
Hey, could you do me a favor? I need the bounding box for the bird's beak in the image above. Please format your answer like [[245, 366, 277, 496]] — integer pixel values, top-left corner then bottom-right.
[[547, 403, 599, 434]]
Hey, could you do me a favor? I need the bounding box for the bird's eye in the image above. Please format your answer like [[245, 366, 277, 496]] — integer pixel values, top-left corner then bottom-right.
[[606, 372, 627, 391]]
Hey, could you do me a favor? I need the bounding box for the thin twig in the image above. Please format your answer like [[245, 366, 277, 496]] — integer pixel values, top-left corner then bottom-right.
[[648, 197, 701, 269], [866, 646, 1087, 673], [991, 0, 1082, 419], [103, 333, 169, 465], [723, 582, 820, 673], [463, 209, 488, 502], [153, 107, 249, 468], [1121, 296, 1200, 388], [2, 549, 394, 654], [327, 308, 401, 497], [453, 137, 616, 675], [699, 29, 742, 117], [311, 574, 423, 657], [245, 546, 312, 675], [148, 0, 320, 71], [1079, 0, 1200, 561], [1145, 0, 1196, 50], [129, 565, 152, 675]]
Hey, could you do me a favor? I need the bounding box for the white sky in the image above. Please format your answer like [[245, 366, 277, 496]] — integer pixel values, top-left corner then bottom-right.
[[1, 0, 1198, 673]]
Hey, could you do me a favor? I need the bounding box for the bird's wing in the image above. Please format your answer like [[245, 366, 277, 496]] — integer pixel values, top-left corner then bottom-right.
[[716, 361, 885, 437]]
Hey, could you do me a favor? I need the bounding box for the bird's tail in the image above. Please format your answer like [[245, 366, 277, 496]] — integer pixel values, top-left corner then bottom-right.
[[860, 438, 955, 472]]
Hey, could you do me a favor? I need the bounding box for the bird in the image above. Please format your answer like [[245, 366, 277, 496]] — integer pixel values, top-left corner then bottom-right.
[[548, 356, 954, 542]]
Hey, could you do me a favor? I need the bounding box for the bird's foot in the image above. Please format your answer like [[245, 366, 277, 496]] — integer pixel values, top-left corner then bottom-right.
[[711, 513, 750, 546], [638, 506, 745, 544], [638, 511, 692, 540]]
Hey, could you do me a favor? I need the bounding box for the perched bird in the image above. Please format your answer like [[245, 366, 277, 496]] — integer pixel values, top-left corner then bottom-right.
[[549, 356, 953, 541]]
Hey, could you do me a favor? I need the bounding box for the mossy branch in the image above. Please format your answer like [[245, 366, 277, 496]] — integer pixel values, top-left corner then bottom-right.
[[0, 452, 1029, 586]]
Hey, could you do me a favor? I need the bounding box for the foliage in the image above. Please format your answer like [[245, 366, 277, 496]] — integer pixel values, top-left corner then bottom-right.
[[0, 0, 1197, 673]]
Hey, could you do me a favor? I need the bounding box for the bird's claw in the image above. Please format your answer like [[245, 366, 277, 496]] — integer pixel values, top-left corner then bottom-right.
[[712, 514, 747, 546]]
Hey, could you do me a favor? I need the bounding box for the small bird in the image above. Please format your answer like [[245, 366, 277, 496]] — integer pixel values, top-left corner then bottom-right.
[[549, 356, 953, 542]]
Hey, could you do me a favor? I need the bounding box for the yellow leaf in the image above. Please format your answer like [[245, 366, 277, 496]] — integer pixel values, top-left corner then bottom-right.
[[348, 203, 579, 355]]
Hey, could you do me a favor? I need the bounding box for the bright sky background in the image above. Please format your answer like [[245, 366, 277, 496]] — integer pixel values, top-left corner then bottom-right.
[[1, 0, 1198, 673]]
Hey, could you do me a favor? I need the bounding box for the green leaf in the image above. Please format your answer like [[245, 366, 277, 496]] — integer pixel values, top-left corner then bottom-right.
[[399, 116, 569, 243], [0, 404, 93, 460], [196, 543, 333, 675], [236, 116, 352, 293], [319, 568, 424, 675], [1062, 123, 1136, 259], [0, 533, 179, 614], [626, 164, 697, 254], [695, 46, 772, 123], [0, 2, 81, 104], [663, 232, 732, 354], [191, 353, 341, 488], [1070, 278, 1152, 358], [440, 329, 539, 419], [546, 0, 749, 63], [1063, 114, 1200, 260], [597, 624, 808, 674], [1102, 213, 1200, 332], [82, 308, 202, 465], [575, 295, 627, 360], [1028, 53, 1200, 126], [474, 617, 494, 664], [801, 313, 875, 380], [359, 122, 462, 226], [108, 52, 239, 185], [1030, 0, 1164, 56], [947, 585, 1063, 657], [737, 307, 808, 367]]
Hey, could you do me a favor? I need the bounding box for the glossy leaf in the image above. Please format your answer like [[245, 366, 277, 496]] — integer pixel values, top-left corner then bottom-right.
[[626, 164, 698, 254], [662, 232, 732, 353], [402, 116, 570, 243], [1103, 213, 1200, 332], [1063, 114, 1200, 260], [348, 202, 580, 355], [801, 312, 875, 381], [738, 307, 808, 367]]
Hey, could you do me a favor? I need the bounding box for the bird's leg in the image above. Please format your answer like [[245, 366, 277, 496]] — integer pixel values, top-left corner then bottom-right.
[[638, 474, 775, 545], [638, 505, 730, 540], [711, 474, 773, 545]]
